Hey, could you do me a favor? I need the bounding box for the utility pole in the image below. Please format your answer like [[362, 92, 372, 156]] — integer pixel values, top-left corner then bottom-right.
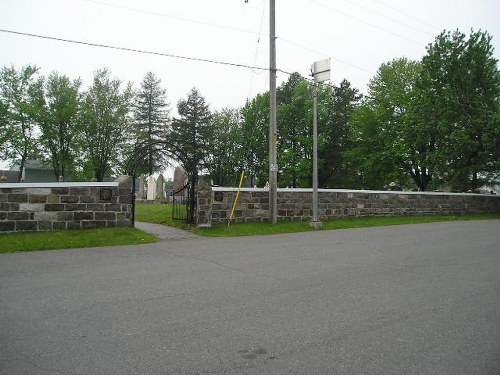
[[269, 0, 277, 224], [310, 58, 331, 229]]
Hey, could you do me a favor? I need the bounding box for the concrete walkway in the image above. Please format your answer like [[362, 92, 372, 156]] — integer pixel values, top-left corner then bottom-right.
[[134, 221, 198, 241]]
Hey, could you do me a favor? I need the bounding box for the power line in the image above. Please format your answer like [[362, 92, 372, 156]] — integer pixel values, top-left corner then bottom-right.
[[370, 0, 441, 32], [343, 0, 435, 37], [81, 0, 260, 37], [310, 0, 425, 46], [0, 28, 296, 75], [279, 37, 373, 74]]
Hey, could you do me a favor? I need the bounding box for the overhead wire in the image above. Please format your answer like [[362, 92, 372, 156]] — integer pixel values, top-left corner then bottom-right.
[[247, 0, 268, 100], [370, 0, 441, 32], [342, 0, 435, 37], [81, 0, 375, 82], [310, 0, 424, 46], [80, 0, 260, 36], [0, 28, 296, 75]]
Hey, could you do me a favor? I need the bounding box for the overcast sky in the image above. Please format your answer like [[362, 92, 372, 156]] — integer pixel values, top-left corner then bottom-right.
[[1, 0, 499, 113]]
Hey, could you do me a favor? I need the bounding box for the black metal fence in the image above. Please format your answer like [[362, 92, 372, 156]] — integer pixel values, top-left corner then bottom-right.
[[172, 181, 195, 224]]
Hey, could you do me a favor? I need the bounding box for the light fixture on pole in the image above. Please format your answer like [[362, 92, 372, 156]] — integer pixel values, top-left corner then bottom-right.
[[310, 58, 331, 229]]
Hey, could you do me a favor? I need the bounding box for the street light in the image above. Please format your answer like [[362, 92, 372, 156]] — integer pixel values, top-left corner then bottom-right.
[[310, 58, 331, 229]]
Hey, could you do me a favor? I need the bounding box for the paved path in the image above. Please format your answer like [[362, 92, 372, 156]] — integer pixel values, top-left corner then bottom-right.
[[1, 220, 499, 374], [134, 221, 198, 241]]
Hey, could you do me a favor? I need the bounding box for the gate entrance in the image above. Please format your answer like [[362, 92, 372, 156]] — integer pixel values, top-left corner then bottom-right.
[[125, 141, 197, 225]]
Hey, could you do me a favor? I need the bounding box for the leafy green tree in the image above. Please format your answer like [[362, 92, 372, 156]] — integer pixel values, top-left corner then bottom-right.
[[277, 73, 312, 188], [418, 29, 500, 191], [80, 68, 133, 181], [240, 92, 269, 187], [349, 58, 433, 190], [206, 107, 242, 186], [0, 65, 41, 181], [35, 72, 82, 180], [132, 72, 170, 176]]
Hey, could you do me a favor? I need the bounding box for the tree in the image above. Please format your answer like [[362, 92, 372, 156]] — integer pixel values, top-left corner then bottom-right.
[[170, 87, 212, 179], [319, 79, 362, 188], [0, 65, 41, 181], [132, 72, 170, 176], [418, 29, 500, 191], [277, 73, 312, 188], [205, 107, 242, 186], [80, 68, 132, 181], [36, 72, 82, 180], [240, 92, 269, 187], [349, 58, 434, 190]]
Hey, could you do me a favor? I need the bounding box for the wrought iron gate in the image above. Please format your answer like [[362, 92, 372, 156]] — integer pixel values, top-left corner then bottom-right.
[[172, 179, 196, 224]]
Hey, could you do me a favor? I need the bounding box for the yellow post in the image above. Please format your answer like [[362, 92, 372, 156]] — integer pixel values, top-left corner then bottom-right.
[[228, 171, 245, 225]]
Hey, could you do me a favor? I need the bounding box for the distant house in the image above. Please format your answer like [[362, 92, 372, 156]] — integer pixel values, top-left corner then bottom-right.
[[7, 160, 57, 183]]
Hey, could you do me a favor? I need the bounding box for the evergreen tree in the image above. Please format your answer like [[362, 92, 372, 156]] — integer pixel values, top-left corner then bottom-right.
[[133, 72, 169, 176], [170, 87, 212, 178]]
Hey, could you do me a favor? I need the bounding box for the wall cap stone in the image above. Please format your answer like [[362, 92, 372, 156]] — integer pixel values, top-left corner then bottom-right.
[[0, 182, 119, 189], [211, 186, 499, 198]]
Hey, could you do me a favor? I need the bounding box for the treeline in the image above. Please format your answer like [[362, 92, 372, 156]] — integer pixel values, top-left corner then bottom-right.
[[1, 29, 499, 191]]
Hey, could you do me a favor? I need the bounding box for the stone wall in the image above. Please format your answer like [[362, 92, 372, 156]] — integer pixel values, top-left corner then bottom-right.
[[198, 187, 500, 226], [0, 176, 133, 232]]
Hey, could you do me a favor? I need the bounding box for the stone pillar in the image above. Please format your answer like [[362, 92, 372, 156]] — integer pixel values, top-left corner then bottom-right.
[[196, 180, 212, 227]]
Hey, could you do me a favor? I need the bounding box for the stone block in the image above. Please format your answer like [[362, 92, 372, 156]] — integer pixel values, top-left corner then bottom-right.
[[52, 187, 69, 195], [65, 203, 87, 211], [0, 221, 15, 232], [118, 194, 131, 204], [82, 220, 106, 228], [45, 204, 65, 211], [34, 212, 58, 221], [79, 195, 95, 204], [87, 203, 105, 211], [70, 187, 89, 196], [61, 195, 79, 203], [57, 211, 74, 221], [8, 194, 28, 203], [0, 202, 10, 211], [46, 194, 60, 204], [53, 222, 67, 230], [74, 212, 94, 221], [95, 212, 116, 221], [67, 222, 81, 229], [0, 194, 7, 203], [29, 195, 47, 203], [38, 221, 53, 231], [8, 212, 29, 220], [16, 221, 37, 231], [105, 204, 121, 212], [19, 203, 45, 212]]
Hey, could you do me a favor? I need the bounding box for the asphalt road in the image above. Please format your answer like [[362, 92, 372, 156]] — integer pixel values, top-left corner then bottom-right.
[[1, 220, 499, 375]]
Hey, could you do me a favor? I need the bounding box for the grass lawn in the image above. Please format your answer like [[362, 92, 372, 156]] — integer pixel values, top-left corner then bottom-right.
[[135, 202, 191, 230], [3, 204, 497, 253], [0, 227, 157, 253], [135, 203, 500, 237]]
